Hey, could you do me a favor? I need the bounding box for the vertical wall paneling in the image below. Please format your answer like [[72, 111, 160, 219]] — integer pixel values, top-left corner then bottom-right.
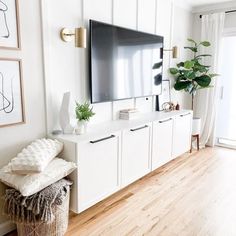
[[41, 0, 193, 132], [156, 0, 172, 81], [135, 0, 156, 113], [83, 0, 113, 124], [137, 0, 156, 33], [112, 0, 137, 118], [83, 0, 112, 23], [170, 4, 193, 109], [113, 0, 137, 29]]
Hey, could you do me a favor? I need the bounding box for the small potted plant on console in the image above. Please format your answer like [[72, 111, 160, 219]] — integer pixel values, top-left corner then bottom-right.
[[75, 101, 95, 135]]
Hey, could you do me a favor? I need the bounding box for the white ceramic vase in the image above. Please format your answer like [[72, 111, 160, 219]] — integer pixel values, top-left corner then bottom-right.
[[76, 120, 88, 135], [192, 117, 201, 135], [59, 92, 74, 134]]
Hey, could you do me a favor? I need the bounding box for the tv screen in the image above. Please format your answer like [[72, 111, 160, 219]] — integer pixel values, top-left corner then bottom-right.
[[89, 20, 164, 103]]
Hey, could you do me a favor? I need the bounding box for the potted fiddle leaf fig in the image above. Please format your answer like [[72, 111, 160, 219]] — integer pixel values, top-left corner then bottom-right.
[[75, 101, 95, 134], [169, 38, 218, 136]]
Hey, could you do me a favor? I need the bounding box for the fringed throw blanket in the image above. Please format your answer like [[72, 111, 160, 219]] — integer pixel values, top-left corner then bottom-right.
[[4, 178, 72, 224]]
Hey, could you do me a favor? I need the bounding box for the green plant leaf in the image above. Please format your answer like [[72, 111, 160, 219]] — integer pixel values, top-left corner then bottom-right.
[[184, 60, 195, 69], [197, 85, 214, 89], [209, 73, 219, 78], [184, 46, 198, 52], [194, 75, 211, 87], [75, 101, 95, 121], [187, 38, 197, 45], [177, 62, 184, 68], [183, 70, 196, 80], [152, 61, 162, 69], [195, 54, 212, 59], [174, 81, 191, 90], [200, 41, 211, 47], [169, 68, 179, 75]]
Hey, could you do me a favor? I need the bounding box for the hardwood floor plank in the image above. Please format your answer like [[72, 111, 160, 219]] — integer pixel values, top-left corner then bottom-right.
[[66, 147, 236, 236]]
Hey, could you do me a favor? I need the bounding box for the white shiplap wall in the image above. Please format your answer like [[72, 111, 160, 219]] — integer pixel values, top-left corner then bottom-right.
[[41, 0, 193, 132]]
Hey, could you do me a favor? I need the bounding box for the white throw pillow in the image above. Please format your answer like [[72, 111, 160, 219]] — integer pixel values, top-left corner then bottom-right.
[[9, 138, 63, 174], [0, 158, 76, 196]]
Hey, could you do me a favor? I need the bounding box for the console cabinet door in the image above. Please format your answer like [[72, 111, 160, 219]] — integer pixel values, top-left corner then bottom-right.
[[152, 118, 173, 170], [77, 131, 121, 212], [122, 123, 151, 187], [172, 113, 192, 158]]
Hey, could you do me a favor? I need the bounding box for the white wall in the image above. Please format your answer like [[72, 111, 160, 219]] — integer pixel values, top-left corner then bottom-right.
[[0, 0, 46, 234], [0, 0, 194, 234], [42, 0, 194, 133], [171, 5, 193, 109]]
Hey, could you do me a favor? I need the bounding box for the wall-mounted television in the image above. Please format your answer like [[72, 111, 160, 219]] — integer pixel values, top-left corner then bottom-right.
[[89, 20, 164, 104]]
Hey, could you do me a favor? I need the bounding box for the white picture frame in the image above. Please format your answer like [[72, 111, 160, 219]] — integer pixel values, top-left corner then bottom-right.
[[0, 58, 25, 127], [157, 80, 171, 111], [0, 0, 21, 50]]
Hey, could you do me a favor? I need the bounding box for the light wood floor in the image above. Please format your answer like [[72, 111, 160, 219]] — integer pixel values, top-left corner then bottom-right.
[[66, 147, 236, 236], [7, 147, 236, 236]]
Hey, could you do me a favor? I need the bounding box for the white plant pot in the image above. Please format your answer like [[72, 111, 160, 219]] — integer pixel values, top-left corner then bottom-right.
[[192, 117, 201, 135], [76, 121, 88, 135]]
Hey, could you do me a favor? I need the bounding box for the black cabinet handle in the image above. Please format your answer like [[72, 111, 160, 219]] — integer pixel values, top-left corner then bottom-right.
[[159, 118, 172, 123], [90, 135, 116, 144], [180, 113, 191, 117], [130, 125, 149, 132]]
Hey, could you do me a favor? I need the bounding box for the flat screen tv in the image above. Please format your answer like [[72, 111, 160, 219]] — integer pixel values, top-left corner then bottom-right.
[[89, 20, 164, 103]]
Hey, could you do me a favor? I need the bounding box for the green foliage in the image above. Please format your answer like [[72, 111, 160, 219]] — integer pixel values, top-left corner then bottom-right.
[[169, 38, 218, 97], [75, 101, 95, 121], [152, 61, 163, 69]]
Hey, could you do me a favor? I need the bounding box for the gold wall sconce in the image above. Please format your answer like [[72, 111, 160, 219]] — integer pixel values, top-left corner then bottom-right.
[[163, 46, 178, 58], [60, 27, 87, 48]]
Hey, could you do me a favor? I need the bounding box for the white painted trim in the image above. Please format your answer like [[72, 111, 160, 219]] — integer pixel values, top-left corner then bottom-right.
[[0, 221, 15, 236], [40, 0, 53, 134]]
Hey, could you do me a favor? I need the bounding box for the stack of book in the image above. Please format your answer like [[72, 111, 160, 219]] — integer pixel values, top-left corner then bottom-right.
[[119, 108, 139, 120]]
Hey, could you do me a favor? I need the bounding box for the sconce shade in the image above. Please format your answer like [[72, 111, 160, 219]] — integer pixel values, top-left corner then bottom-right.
[[60, 27, 86, 48], [75, 27, 86, 48], [163, 46, 178, 58], [172, 46, 178, 58]]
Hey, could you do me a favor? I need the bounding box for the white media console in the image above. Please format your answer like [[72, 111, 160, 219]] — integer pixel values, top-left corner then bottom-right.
[[55, 110, 193, 214]]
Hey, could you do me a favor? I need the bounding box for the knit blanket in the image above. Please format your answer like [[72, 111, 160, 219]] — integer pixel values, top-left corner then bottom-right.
[[4, 178, 72, 224]]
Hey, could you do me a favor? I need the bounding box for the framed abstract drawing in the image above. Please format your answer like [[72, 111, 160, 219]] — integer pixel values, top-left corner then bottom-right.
[[0, 0, 21, 50], [0, 58, 25, 127]]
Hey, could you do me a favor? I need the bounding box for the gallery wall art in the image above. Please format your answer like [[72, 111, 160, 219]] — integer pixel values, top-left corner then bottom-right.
[[0, 58, 25, 127], [0, 0, 20, 49]]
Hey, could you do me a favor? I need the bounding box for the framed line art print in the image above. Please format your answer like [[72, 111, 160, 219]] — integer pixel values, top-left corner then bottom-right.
[[0, 58, 25, 127], [0, 0, 21, 49]]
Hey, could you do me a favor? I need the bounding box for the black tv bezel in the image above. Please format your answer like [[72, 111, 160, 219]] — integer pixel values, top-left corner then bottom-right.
[[89, 19, 164, 104]]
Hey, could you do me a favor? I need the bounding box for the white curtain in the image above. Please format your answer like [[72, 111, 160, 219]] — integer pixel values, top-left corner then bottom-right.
[[195, 12, 225, 148]]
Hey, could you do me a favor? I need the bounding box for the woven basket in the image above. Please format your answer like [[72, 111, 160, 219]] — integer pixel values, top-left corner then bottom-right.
[[16, 192, 70, 236]]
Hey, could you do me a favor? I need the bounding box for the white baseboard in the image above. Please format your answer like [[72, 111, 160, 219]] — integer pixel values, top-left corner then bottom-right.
[[0, 220, 16, 236]]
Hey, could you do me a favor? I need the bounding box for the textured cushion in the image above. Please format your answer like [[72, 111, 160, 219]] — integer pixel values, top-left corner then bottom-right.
[[9, 139, 63, 174], [0, 158, 76, 196]]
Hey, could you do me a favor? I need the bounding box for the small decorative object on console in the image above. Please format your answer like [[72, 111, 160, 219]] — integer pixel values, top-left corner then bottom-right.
[[75, 101, 95, 135], [175, 102, 180, 110], [162, 102, 175, 112], [119, 108, 139, 120], [59, 92, 74, 134]]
